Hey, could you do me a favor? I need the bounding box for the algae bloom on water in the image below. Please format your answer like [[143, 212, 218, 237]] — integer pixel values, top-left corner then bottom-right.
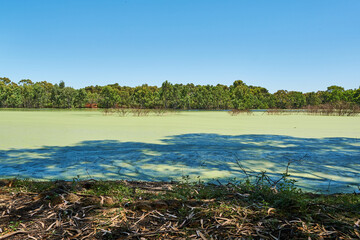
[[0, 110, 359, 193]]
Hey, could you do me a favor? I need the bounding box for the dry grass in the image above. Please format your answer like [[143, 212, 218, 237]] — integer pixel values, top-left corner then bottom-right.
[[0, 179, 359, 239]]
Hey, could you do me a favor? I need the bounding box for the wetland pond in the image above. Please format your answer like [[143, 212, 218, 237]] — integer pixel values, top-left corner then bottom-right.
[[0, 110, 359, 193]]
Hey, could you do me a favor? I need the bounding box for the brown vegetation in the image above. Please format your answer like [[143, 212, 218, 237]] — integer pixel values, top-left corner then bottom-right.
[[304, 102, 360, 116], [85, 103, 98, 108], [0, 179, 359, 239], [228, 109, 253, 116], [102, 107, 174, 117], [265, 102, 360, 116]]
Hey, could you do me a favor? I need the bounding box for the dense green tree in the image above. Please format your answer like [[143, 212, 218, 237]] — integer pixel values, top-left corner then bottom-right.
[[324, 85, 345, 103], [288, 91, 306, 108], [99, 86, 120, 108], [59, 81, 65, 89], [50, 84, 61, 107], [18, 79, 35, 108], [74, 89, 88, 108], [59, 87, 77, 108], [159, 81, 173, 108], [33, 82, 50, 108], [273, 90, 290, 109], [0, 77, 11, 85], [4, 82, 22, 107], [87, 92, 101, 105], [353, 88, 360, 104], [230, 81, 251, 109], [0, 76, 358, 110], [305, 92, 321, 106]]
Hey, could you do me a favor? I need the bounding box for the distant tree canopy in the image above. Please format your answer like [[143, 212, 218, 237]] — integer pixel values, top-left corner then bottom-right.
[[0, 77, 359, 109]]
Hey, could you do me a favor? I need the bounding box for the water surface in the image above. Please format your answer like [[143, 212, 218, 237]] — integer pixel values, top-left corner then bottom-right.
[[0, 110, 359, 193]]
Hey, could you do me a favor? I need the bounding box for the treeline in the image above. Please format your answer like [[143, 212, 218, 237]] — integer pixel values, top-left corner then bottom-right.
[[1, 77, 359, 109]]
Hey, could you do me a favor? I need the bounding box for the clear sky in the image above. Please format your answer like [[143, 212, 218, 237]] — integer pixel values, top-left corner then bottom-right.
[[0, 0, 359, 93]]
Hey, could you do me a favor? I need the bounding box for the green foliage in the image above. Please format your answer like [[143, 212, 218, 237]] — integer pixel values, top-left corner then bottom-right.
[[226, 170, 307, 214], [169, 176, 225, 200], [99, 86, 121, 108], [0, 77, 11, 85], [305, 92, 321, 106], [315, 193, 360, 213], [0, 77, 359, 109], [11, 179, 54, 192], [84, 181, 132, 201], [74, 89, 88, 108], [353, 88, 360, 104], [8, 221, 22, 231], [170, 171, 305, 213]]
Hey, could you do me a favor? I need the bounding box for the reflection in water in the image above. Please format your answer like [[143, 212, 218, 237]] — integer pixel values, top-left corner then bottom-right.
[[0, 134, 359, 193]]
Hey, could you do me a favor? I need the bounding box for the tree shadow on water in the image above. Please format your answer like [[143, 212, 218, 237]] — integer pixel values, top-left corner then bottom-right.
[[0, 134, 359, 193]]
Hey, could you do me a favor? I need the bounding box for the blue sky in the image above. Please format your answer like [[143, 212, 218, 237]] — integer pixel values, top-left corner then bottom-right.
[[0, 0, 359, 92]]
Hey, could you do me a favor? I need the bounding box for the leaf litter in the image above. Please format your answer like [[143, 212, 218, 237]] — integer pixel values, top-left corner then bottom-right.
[[0, 179, 359, 239]]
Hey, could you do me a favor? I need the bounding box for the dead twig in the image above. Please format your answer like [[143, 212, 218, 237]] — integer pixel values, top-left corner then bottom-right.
[[0, 230, 28, 239]]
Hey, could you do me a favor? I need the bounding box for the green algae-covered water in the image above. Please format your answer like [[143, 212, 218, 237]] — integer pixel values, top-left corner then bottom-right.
[[0, 110, 359, 193]]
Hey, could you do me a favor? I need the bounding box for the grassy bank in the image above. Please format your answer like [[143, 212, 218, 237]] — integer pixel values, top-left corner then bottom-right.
[[0, 176, 359, 239]]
